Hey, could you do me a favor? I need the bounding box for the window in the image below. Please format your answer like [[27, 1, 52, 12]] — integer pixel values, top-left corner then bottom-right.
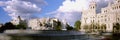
[[101, 16, 103, 18], [109, 18, 110, 21], [118, 18, 119, 21], [104, 11, 105, 13], [93, 6, 94, 9], [91, 20, 92, 23], [117, 6, 119, 9], [105, 15, 107, 17], [118, 1, 120, 3], [112, 7, 114, 10], [119, 6, 120, 8], [91, 7, 92, 9], [93, 20, 94, 23], [104, 10, 107, 13], [105, 19, 107, 21], [98, 20, 99, 23], [93, 17, 95, 18]]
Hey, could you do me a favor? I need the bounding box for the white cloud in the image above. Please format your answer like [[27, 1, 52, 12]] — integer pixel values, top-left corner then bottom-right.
[[58, 0, 90, 12], [48, 0, 90, 26], [0, 0, 46, 20], [49, 0, 113, 26], [0, 1, 6, 6], [19, 0, 47, 6]]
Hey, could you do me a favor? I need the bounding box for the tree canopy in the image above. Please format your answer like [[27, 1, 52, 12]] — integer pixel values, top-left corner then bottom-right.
[[74, 20, 81, 31], [66, 23, 73, 30], [16, 20, 27, 29], [113, 23, 120, 33], [53, 20, 62, 30], [0, 22, 17, 33]]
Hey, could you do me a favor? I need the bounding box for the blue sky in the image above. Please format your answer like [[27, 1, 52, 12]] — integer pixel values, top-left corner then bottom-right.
[[0, 7, 11, 23], [0, 0, 64, 24], [0, 0, 112, 26], [38, 0, 64, 18]]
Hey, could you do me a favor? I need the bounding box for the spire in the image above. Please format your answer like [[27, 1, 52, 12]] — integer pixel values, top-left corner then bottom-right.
[[108, 1, 111, 6], [18, 16, 22, 21], [89, 0, 96, 9], [115, 0, 120, 3], [91, 0, 95, 2], [91, 0, 96, 4]]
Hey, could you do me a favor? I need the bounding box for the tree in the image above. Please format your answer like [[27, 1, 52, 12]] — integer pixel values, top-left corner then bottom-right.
[[113, 23, 120, 33], [83, 25, 89, 32], [0, 22, 17, 33], [74, 20, 81, 31], [115, 23, 120, 30], [66, 23, 73, 30], [56, 21, 62, 30], [100, 24, 106, 32], [16, 21, 27, 29], [16, 16, 27, 29], [53, 20, 62, 30]]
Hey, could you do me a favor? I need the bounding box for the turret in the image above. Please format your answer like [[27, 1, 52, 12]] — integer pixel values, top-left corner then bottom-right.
[[89, 0, 96, 10], [108, 1, 112, 6], [18, 16, 22, 21], [115, 0, 120, 3]]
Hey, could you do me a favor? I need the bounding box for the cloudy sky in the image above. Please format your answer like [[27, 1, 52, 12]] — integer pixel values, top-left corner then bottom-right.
[[0, 0, 113, 26]]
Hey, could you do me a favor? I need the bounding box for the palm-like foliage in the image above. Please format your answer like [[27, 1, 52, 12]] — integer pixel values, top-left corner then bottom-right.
[[53, 20, 62, 30], [74, 20, 81, 31], [113, 23, 120, 33]]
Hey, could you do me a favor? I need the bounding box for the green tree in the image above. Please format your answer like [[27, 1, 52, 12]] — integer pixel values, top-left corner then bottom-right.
[[53, 20, 62, 30], [83, 25, 89, 32], [113, 23, 120, 33], [74, 20, 81, 31], [66, 23, 73, 30], [66, 24, 74, 30], [16, 21, 27, 29], [0, 22, 17, 33], [56, 21, 62, 30], [16, 16, 27, 29], [99, 24, 106, 32]]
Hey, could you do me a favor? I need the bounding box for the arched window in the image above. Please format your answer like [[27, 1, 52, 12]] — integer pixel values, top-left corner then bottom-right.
[[115, 7, 116, 9], [119, 6, 120, 8], [105, 19, 107, 22], [117, 18, 119, 21], [93, 6, 94, 9], [118, 6, 119, 9], [118, 1, 120, 3], [93, 20, 94, 23], [104, 11, 105, 13], [98, 20, 99, 23], [105, 15, 107, 17], [91, 7, 92, 9]]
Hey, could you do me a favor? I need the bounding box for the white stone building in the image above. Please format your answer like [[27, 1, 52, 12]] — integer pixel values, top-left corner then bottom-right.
[[28, 18, 49, 30], [10, 18, 20, 25], [10, 16, 67, 30], [81, 0, 120, 32], [10, 16, 24, 25], [28, 18, 64, 30]]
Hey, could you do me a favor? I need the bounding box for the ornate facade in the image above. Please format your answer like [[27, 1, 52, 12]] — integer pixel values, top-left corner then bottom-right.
[[81, 0, 120, 32], [28, 18, 53, 30], [28, 18, 67, 30], [10, 16, 25, 25]]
